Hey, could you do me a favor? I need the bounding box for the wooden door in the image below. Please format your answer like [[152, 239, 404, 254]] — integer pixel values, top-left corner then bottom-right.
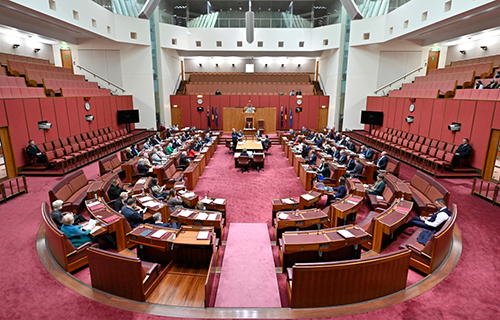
[[482, 129, 500, 181], [318, 107, 329, 130], [426, 50, 440, 75], [0, 127, 18, 180], [60, 49, 73, 72], [171, 107, 182, 128]]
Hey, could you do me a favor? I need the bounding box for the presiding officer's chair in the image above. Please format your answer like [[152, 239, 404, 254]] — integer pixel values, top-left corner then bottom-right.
[[87, 244, 163, 301], [237, 156, 250, 173], [253, 153, 264, 172]]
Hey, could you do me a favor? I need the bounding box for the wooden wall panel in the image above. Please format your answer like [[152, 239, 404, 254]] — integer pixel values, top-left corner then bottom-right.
[[77, 98, 90, 134], [440, 100, 460, 143], [249, 95, 260, 107], [454, 100, 476, 144], [240, 95, 250, 107], [94, 96, 105, 130], [428, 100, 446, 141], [230, 95, 239, 107], [4, 99, 29, 167], [308, 96, 319, 130], [0, 100, 7, 127], [393, 98, 405, 130], [65, 98, 80, 136], [492, 102, 500, 129], [260, 95, 270, 108], [386, 98, 397, 129], [190, 96, 202, 129], [470, 101, 495, 169], [408, 99, 423, 135], [39, 98, 59, 142], [23, 98, 45, 143], [223, 108, 276, 133], [365, 96, 383, 131], [418, 99, 434, 138], [220, 95, 230, 108], [103, 96, 113, 128], [53, 98, 70, 139], [180, 95, 191, 128], [381, 97, 390, 131], [109, 96, 118, 131]]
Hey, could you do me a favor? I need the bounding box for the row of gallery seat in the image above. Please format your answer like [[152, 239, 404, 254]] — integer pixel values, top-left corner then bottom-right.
[[186, 83, 315, 95], [188, 72, 311, 84]]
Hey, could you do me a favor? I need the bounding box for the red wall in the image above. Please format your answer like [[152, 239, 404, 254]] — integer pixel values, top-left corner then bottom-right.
[[0, 95, 134, 168], [366, 96, 500, 170], [171, 94, 327, 132]]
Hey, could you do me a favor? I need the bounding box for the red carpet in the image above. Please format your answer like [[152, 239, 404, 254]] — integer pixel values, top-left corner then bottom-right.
[[215, 223, 281, 308], [1, 143, 500, 319]]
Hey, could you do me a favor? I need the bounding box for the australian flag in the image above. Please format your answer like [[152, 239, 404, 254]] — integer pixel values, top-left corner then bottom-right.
[[207, 108, 211, 127], [280, 106, 283, 128], [215, 106, 218, 127]]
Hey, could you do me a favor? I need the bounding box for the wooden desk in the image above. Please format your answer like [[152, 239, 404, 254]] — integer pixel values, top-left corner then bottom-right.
[[298, 191, 322, 209], [274, 208, 328, 239], [86, 173, 114, 199], [331, 195, 364, 227], [372, 200, 413, 253], [386, 173, 412, 200], [85, 199, 127, 251], [184, 163, 199, 190], [235, 138, 263, 152], [279, 225, 369, 271], [200, 197, 227, 214], [299, 164, 316, 191], [170, 208, 225, 239], [132, 193, 164, 222], [349, 178, 366, 197], [243, 128, 257, 136], [272, 198, 299, 225], [178, 190, 199, 208], [234, 152, 265, 168], [359, 159, 378, 184]]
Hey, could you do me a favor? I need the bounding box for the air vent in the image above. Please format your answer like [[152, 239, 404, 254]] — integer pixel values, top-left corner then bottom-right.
[[403, 20, 409, 29], [422, 11, 428, 22], [237, 41, 243, 47], [299, 41, 305, 47], [278, 41, 284, 47], [389, 27, 393, 35], [323, 39, 329, 46], [107, 26, 111, 33], [196, 41, 201, 47], [216, 41, 222, 47], [130, 32, 137, 39], [444, 1, 451, 12], [363, 33, 370, 40], [258, 41, 263, 47], [49, 0, 56, 11], [73, 10, 79, 21], [172, 38, 177, 45], [92, 19, 97, 28]]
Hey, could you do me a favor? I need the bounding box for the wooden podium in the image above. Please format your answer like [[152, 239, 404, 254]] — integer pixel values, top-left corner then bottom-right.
[[223, 107, 276, 133]]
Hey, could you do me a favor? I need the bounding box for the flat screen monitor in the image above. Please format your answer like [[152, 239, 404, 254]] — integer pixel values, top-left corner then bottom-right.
[[117, 110, 140, 124], [360, 111, 383, 126]]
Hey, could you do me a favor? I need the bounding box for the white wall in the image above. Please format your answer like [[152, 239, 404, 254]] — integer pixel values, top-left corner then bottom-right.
[[0, 31, 54, 63], [446, 34, 500, 65], [183, 57, 316, 74], [53, 38, 156, 129], [318, 49, 340, 129], [160, 48, 182, 126]]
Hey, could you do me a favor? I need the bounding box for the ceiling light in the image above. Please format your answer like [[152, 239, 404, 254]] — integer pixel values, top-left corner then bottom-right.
[[12, 44, 20, 48]]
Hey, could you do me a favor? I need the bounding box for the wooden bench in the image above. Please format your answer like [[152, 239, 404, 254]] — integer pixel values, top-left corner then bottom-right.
[[404, 170, 450, 216], [366, 176, 398, 210], [41, 202, 92, 272], [98, 153, 124, 176], [48, 169, 93, 212], [399, 204, 457, 274], [287, 248, 410, 308]]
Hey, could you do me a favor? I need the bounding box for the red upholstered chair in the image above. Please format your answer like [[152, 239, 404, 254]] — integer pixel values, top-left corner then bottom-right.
[[252, 153, 264, 172], [237, 156, 250, 173]]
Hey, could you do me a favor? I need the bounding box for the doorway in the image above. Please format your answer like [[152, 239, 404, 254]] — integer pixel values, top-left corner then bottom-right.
[[60, 48, 73, 71], [483, 129, 500, 181], [171, 106, 182, 128], [318, 107, 329, 130], [426, 50, 440, 75], [0, 139, 6, 180], [0, 127, 17, 180]]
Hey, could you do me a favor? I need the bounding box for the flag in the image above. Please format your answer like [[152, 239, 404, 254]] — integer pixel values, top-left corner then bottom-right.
[[211, 107, 214, 121], [215, 106, 218, 127], [280, 106, 283, 128], [284, 106, 288, 127], [290, 106, 293, 128], [207, 108, 211, 127]]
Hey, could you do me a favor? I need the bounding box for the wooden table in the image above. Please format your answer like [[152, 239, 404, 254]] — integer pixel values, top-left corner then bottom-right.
[[299, 164, 316, 191], [200, 197, 227, 214], [178, 190, 199, 208], [279, 225, 369, 271], [86, 199, 127, 251], [274, 208, 328, 239], [359, 159, 378, 184], [331, 195, 364, 227], [235, 138, 263, 152], [272, 198, 300, 225], [184, 162, 199, 190], [298, 191, 322, 209], [132, 193, 164, 222], [170, 208, 224, 239], [234, 152, 265, 168]]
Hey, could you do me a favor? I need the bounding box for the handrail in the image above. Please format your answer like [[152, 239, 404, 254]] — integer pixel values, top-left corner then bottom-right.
[[75, 64, 126, 94], [374, 66, 424, 95], [318, 74, 327, 95], [173, 72, 182, 95]]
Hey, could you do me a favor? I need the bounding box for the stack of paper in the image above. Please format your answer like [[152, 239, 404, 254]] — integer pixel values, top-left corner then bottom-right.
[[91, 225, 102, 233], [200, 198, 213, 204], [184, 192, 196, 198], [278, 213, 290, 220], [82, 219, 98, 231], [143, 201, 159, 208], [196, 212, 209, 220], [197, 231, 210, 240], [178, 210, 193, 217], [150, 230, 168, 239], [338, 229, 355, 239], [302, 194, 315, 201], [213, 198, 225, 205], [87, 201, 101, 208], [137, 178, 147, 184], [139, 196, 153, 202], [281, 198, 295, 204], [207, 214, 218, 220]]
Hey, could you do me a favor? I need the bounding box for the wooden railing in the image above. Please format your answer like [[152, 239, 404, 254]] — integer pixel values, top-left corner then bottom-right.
[[0, 175, 28, 203]]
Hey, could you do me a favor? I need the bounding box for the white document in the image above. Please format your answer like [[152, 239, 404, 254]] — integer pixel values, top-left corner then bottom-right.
[[143, 201, 159, 207], [338, 229, 355, 239], [197, 231, 210, 240], [150, 229, 168, 238], [184, 192, 196, 198], [196, 212, 209, 220], [87, 201, 101, 208], [139, 196, 153, 202], [91, 225, 102, 233], [200, 198, 213, 204], [278, 213, 289, 220], [281, 198, 295, 204], [82, 219, 98, 231], [137, 178, 147, 184], [347, 200, 358, 205], [213, 198, 225, 205], [302, 194, 315, 201], [207, 214, 218, 221], [178, 210, 193, 217], [376, 196, 384, 200], [178, 189, 186, 195]]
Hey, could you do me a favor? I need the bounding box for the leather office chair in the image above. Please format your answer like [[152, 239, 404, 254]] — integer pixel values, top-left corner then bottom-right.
[[225, 140, 233, 154], [237, 156, 250, 173], [252, 153, 264, 172], [264, 140, 272, 155]]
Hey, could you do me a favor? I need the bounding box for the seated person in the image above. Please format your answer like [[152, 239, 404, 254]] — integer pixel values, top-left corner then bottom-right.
[[150, 149, 164, 166], [203, 133, 212, 144], [152, 133, 162, 145], [333, 147, 341, 160], [189, 126, 196, 132], [327, 130, 335, 139], [148, 212, 179, 229], [301, 126, 309, 133], [347, 141, 356, 152], [215, 89, 221, 95], [240, 148, 250, 157], [26, 140, 47, 166], [166, 188, 185, 213], [339, 136, 348, 146], [256, 130, 263, 138], [307, 152, 317, 166], [61, 214, 96, 247], [150, 178, 167, 199], [263, 135, 271, 151], [376, 151, 388, 170], [108, 179, 128, 201], [348, 159, 364, 177], [137, 159, 149, 175], [114, 192, 128, 212], [346, 155, 356, 171], [364, 146, 374, 161], [316, 158, 331, 179], [290, 90, 295, 96], [334, 132, 342, 142], [315, 134, 324, 148], [485, 78, 497, 89], [337, 150, 347, 164], [453, 138, 472, 167], [143, 138, 152, 150], [124, 147, 134, 160], [475, 80, 484, 89], [142, 154, 153, 169], [159, 123, 166, 132], [398, 199, 450, 233], [307, 132, 315, 140], [301, 144, 310, 158], [121, 198, 144, 228], [51, 200, 87, 229], [164, 143, 174, 155], [296, 89, 302, 96], [188, 145, 198, 159], [327, 177, 347, 205], [238, 130, 244, 138], [324, 144, 334, 156], [366, 174, 386, 195], [155, 145, 168, 159], [165, 128, 172, 138], [130, 145, 139, 157], [179, 151, 191, 169]]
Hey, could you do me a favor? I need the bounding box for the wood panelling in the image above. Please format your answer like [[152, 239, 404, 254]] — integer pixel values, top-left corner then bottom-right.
[[482, 129, 500, 180], [0, 127, 18, 178], [223, 108, 276, 133], [171, 107, 182, 128]]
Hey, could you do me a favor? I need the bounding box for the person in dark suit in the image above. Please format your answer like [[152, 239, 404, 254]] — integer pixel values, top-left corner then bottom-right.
[[333, 147, 341, 160], [337, 150, 347, 164], [189, 126, 196, 132], [346, 155, 356, 171], [121, 198, 144, 228], [348, 159, 364, 177], [26, 140, 47, 165], [51, 200, 87, 229], [315, 135, 324, 148], [301, 126, 309, 133], [376, 151, 388, 170], [316, 158, 330, 179], [108, 179, 128, 201], [307, 152, 317, 165], [327, 130, 335, 139], [263, 135, 271, 151], [334, 132, 342, 142], [114, 192, 128, 212], [124, 147, 134, 160], [325, 144, 334, 156], [256, 130, 262, 138], [399, 199, 450, 233], [148, 212, 180, 229], [453, 138, 472, 167], [165, 129, 172, 138], [215, 89, 221, 95], [240, 148, 249, 157], [301, 144, 310, 158], [137, 159, 149, 175], [231, 128, 238, 151], [131, 145, 139, 157], [366, 174, 386, 195], [179, 151, 191, 169], [327, 177, 347, 205], [364, 147, 374, 161], [339, 136, 348, 146], [296, 89, 302, 96], [347, 141, 356, 152]]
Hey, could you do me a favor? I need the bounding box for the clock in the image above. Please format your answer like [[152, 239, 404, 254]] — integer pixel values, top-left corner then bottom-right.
[[85, 102, 91, 111], [197, 98, 203, 105], [409, 104, 415, 113], [297, 99, 303, 105]]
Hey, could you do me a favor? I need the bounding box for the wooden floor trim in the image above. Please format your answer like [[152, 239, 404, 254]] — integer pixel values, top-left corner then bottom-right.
[[36, 223, 462, 319]]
